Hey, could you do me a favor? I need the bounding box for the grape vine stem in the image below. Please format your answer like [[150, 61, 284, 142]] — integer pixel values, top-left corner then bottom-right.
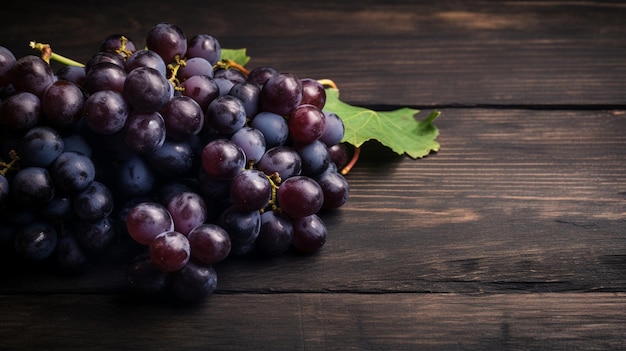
[[29, 41, 85, 67]]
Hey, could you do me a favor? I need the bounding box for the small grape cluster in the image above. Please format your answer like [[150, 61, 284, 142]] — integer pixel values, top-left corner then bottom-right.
[[0, 23, 351, 302]]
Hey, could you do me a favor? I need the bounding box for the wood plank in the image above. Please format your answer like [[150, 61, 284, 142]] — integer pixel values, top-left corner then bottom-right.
[[0, 292, 624, 350], [2, 109, 624, 294], [1, 1, 625, 106]]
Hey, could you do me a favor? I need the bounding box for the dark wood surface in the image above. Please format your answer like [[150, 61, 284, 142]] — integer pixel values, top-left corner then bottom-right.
[[1, 1, 625, 350]]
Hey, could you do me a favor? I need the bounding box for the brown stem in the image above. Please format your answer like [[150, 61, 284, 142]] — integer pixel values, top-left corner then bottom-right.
[[340, 146, 360, 175]]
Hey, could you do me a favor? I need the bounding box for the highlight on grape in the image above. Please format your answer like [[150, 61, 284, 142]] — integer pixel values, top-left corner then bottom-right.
[[0, 22, 351, 303]]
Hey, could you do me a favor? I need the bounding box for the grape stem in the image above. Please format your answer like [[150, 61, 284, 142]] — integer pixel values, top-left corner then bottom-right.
[[29, 41, 85, 67], [262, 172, 282, 213], [0, 150, 20, 176], [215, 59, 250, 76], [168, 55, 186, 91]]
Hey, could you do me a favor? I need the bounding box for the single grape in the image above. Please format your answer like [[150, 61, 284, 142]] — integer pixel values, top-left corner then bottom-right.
[[166, 191, 207, 236], [146, 22, 187, 63], [117, 156, 156, 198], [83, 89, 130, 135], [230, 169, 272, 212], [11, 55, 55, 97], [146, 139, 194, 177], [315, 170, 350, 209], [56, 65, 86, 86], [54, 231, 89, 275], [256, 146, 302, 180], [218, 205, 261, 256], [177, 57, 214, 80], [214, 68, 246, 85], [12, 167, 55, 207], [228, 82, 260, 118], [246, 66, 277, 86], [73, 181, 114, 221], [256, 210, 294, 256], [83, 62, 127, 94], [187, 223, 231, 264], [276, 175, 324, 218], [249, 111, 289, 148], [230, 127, 266, 165], [214, 77, 235, 96], [76, 215, 117, 254], [201, 139, 246, 180], [149, 230, 191, 272], [49, 151, 96, 193], [260, 72, 303, 116], [206, 95, 247, 135], [295, 140, 331, 177], [0, 46, 17, 86], [99, 34, 137, 59], [124, 66, 172, 113], [327, 143, 350, 169], [320, 111, 345, 146], [288, 104, 327, 144], [292, 214, 327, 253], [171, 260, 218, 302], [186, 34, 221, 65], [17, 126, 64, 167], [41, 193, 73, 222], [301, 78, 326, 110], [61, 134, 92, 157], [124, 49, 167, 76], [85, 51, 125, 72], [126, 201, 174, 246], [14, 221, 58, 261], [126, 253, 170, 297], [161, 95, 204, 140], [180, 75, 220, 110], [123, 111, 167, 154], [0, 91, 42, 131]]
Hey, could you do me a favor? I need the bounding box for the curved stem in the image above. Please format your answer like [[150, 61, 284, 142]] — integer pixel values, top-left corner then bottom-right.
[[29, 41, 85, 67], [340, 146, 360, 175], [317, 79, 338, 89]]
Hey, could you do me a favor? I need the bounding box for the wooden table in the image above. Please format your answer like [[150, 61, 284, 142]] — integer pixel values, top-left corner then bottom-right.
[[1, 1, 625, 349]]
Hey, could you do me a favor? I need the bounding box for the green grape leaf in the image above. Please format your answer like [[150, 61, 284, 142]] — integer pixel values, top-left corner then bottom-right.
[[220, 48, 250, 66], [323, 88, 441, 159]]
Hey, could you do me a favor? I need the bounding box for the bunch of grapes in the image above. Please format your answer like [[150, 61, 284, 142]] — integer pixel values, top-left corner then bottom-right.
[[0, 22, 351, 302]]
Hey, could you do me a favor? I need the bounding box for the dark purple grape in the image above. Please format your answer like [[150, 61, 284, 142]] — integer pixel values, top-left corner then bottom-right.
[[301, 78, 326, 110], [85, 51, 125, 72], [161, 95, 204, 140], [246, 66, 277, 86], [124, 49, 167, 76], [177, 57, 213, 80], [117, 156, 156, 198], [328, 143, 350, 169], [73, 181, 114, 221], [14, 221, 58, 261], [0, 91, 42, 131], [49, 151, 96, 193], [62, 134, 92, 157], [186, 34, 221, 65], [256, 146, 302, 180], [83, 89, 130, 134], [41, 193, 73, 221], [11, 55, 55, 97], [292, 214, 327, 253], [315, 170, 350, 209], [218, 205, 261, 256], [17, 126, 63, 167], [56, 65, 86, 86], [276, 175, 324, 218], [12, 167, 55, 207], [230, 127, 266, 164], [123, 111, 167, 154], [100, 34, 137, 59], [214, 68, 246, 85], [230, 169, 272, 212], [249, 111, 289, 148], [54, 232, 88, 275], [126, 253, 170, 297], [288, 104, 326, 144], [201, 139, 246, 180], [187, 223, 231, 264], [123, 66, 172, 113], [83, 62, 127, 94], [320, 111, 345, 146], [76, 215, 117, 254], [126, 201, 174, 246], [260, 72, 302, 116], [166, 191, 207, 236], [295, 140, 331, 177], [149, 230, 190, 272], [0, 46, 16, 86], [214, 77, 234, 96], [146, 22, 187, 63], [41, 80, 85, 127], [206, 95, 247, 134], [228, 82, 260, 118], [146, 139, 194, 177], [180, 75, 220, 110], [256, 210, 293, 256], [171, 260, 218, 302]]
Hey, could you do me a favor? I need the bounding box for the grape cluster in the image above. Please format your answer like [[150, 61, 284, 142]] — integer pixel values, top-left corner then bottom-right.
[[0, 23, 351, 302]]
